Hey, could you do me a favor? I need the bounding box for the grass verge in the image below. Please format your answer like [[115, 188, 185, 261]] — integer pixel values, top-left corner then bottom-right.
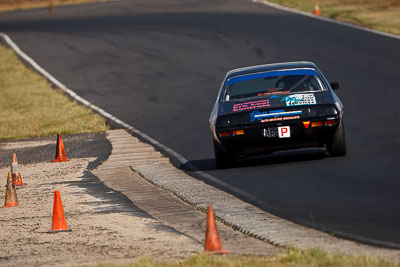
[[266, 0, 400, 36], [86, 247, 397, 267], [0, 43, 108, 140], [0, 0, 103, 12]]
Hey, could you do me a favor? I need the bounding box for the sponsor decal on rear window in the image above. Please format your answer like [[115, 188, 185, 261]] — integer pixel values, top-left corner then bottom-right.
[[233, 99, 270, 112], [281, 94, 316, 106], [250, 110, 302, 121]]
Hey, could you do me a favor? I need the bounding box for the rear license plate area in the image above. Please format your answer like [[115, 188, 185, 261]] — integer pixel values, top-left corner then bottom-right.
[[262, 127, 278, 138]]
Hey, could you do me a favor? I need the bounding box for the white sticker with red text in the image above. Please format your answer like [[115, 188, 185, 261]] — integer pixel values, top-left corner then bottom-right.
[[278, 126, 291, 138]]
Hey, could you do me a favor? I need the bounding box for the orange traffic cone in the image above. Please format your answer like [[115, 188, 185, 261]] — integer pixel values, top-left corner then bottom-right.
[[11, 153, 26, 187], [2, 172, 18, 208], [51, 133, 70, 162], [314, 1, 321, 16], [204, 205, 229, 254], [51, 190, 70, 232], [49, 0, 55, 14]]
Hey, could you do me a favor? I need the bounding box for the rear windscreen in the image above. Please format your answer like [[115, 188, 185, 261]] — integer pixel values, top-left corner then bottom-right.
[[223, 69, 326, 101]]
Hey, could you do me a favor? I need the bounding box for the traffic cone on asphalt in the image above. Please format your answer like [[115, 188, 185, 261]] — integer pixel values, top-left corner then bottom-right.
[[314, 1, 321, 16], [204, 205, 229, 254], [49, 0, 55, 14], [51, 190, 70, 232], [2, 172, 18, 208], [11, 153, 26, 187], [51, 133, 70, 162]]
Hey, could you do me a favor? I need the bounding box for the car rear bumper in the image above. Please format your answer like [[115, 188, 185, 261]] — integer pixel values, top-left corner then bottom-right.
[[214, 117, 340, 156]]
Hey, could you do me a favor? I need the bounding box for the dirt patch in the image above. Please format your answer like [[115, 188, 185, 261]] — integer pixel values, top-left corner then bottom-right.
[[0, 157, 200, 266], [0, 140, 54, 150]]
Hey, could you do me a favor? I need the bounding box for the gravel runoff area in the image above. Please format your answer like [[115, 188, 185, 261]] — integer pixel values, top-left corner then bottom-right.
[[0, 133, 201, 266]]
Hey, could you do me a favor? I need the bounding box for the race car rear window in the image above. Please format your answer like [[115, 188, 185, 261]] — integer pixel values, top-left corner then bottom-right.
[[223, 69, 326, 101]]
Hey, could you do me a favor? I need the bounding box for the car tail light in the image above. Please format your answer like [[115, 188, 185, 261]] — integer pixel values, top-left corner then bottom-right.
[[218, 130, 231, 137], [311, 121, 323, 127], [302, 121, 311, 128], [233, 129, 244, 136], [325, 119, 337, 126]]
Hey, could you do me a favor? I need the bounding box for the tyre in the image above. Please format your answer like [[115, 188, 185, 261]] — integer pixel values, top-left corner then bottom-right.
[[213, 140, 234, 168], [327, 121, 347, 157]]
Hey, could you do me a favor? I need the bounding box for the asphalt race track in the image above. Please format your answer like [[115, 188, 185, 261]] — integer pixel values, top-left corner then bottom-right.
[[1, 0, 400, 247]]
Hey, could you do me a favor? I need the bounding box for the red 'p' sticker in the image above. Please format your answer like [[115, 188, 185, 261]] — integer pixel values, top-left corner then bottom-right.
[[278, 126, 290, 138]]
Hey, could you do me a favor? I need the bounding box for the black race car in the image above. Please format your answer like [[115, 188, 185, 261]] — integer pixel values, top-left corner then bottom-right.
[[209, 61, 346, 168]]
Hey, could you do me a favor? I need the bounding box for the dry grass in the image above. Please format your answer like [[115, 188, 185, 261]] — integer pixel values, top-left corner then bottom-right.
[[87, 247, 397, 267], [0, 0, 103, 12], [267, 0, 400, 36], [0, 44, 108, 140]]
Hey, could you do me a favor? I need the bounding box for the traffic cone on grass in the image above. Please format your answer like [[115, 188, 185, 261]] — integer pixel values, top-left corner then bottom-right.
[[204, 205, 229, 254], [314, 1, 321, 16], [11, 153, 26, 187], [49, 0, 55, 14], [51, 190, 70, 232], [2, 172, 18, 208], [51, 133, 70, 162]]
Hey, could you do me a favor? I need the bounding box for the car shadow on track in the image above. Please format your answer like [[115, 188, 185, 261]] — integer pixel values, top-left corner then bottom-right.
[[180, 148, 328, 172]]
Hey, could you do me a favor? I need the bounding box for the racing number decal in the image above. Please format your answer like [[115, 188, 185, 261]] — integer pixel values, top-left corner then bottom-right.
[[278, 126, 290, 138]]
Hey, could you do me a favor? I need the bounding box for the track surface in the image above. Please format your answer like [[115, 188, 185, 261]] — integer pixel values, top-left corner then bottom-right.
[[1, 0, 400, 247]]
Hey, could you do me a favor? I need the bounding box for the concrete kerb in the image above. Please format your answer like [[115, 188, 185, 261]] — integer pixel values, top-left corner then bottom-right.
[[130, 165, 400, 262], [92, 130, 280, 256], [95, 129, 400, 263]]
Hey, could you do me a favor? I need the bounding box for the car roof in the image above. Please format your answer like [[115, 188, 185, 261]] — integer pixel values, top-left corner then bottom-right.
[[226, 61, 319, 79]]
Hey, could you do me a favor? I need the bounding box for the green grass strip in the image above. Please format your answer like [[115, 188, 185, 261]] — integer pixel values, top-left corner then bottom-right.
[[82, 247, 397, 267], [0, 44, 108, 140]]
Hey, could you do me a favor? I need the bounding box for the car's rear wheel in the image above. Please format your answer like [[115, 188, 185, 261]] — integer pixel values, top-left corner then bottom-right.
[[326, 121, 347, 157], [213, 140, 234, 168]]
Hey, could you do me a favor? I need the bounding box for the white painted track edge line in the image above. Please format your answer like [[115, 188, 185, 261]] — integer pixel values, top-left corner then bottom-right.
[[252, 0, 400, 41]]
